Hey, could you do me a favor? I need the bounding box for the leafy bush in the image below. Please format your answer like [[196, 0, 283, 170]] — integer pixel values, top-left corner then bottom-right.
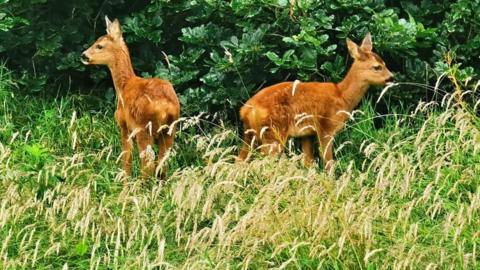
[[0, 0, 479, 115]]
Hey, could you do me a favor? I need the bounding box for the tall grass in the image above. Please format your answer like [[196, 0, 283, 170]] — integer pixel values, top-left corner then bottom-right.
[[0, 62, 479, 269]]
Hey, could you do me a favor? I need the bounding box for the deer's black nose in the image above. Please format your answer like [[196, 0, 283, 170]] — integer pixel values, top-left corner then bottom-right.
[[81, 53, 90, 64], [386, 74, 395, 83]]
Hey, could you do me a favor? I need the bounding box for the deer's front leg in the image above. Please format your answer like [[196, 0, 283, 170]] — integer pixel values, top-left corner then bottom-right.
[[320, 120, 345, 172], [301, 136, 315, 167], [258, 128, 286, 157], [119, 123, 133, 178], [319, 133, 334, 171]]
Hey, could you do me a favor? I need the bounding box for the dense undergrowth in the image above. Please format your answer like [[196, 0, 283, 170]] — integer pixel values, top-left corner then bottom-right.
[[2, 0, 480, 115], [0, 63, 479, 269]]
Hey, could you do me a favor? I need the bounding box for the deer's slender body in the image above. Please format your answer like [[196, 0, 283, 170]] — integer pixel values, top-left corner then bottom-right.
[[82, 17, 179, 181], [238, 33, 393, 169]]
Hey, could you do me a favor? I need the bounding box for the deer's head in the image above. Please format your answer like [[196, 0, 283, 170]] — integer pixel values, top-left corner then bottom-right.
[[347, 33, 394, 85], [81, 16, 125, 66]]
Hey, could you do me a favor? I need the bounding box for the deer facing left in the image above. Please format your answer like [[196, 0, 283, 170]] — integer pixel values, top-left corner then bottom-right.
[[82, 17, 180, 183]]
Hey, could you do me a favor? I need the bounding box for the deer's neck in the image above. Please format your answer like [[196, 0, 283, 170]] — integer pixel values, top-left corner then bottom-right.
[[337, 67, 370, 112], [108, 44, 135, 96]]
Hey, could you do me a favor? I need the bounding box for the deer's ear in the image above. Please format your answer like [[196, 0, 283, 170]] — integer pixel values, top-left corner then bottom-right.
[[107, 19, 122, 40], [361, 32, 373, 52], [105, 16, 112, 34], [347, 38, 364, 60]]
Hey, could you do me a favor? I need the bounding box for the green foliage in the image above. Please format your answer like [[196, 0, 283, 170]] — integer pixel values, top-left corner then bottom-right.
[[0, 0, 479, 115]]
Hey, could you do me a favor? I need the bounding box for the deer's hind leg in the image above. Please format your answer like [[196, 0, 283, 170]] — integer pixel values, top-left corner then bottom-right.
[[156, 129, 175, 179], [136, 130, 155, 178], [238, 123, 257, 162]]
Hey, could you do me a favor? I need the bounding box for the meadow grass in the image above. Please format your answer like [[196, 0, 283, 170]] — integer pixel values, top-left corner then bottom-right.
[[0, 63, 479, 269]]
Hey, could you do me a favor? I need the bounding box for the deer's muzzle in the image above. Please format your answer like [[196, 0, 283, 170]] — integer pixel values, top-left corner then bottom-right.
[[81, 52, 91, 65]]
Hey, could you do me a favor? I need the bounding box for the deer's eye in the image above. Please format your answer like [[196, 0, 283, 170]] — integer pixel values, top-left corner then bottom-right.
[[96, 44, 104, 50], [373, 65, 382, 71]]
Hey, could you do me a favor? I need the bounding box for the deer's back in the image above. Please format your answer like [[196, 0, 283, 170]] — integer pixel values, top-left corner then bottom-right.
[[242, 81, 342, 118], [240, 81, 345, 137], [120, 77, 180, 130]]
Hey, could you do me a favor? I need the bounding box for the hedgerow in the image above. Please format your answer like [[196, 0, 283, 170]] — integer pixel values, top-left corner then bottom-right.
[[1, 0, 479, 115]]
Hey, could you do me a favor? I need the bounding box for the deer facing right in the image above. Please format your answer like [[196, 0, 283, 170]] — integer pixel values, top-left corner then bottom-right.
[[238, 33, 394, 170]]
